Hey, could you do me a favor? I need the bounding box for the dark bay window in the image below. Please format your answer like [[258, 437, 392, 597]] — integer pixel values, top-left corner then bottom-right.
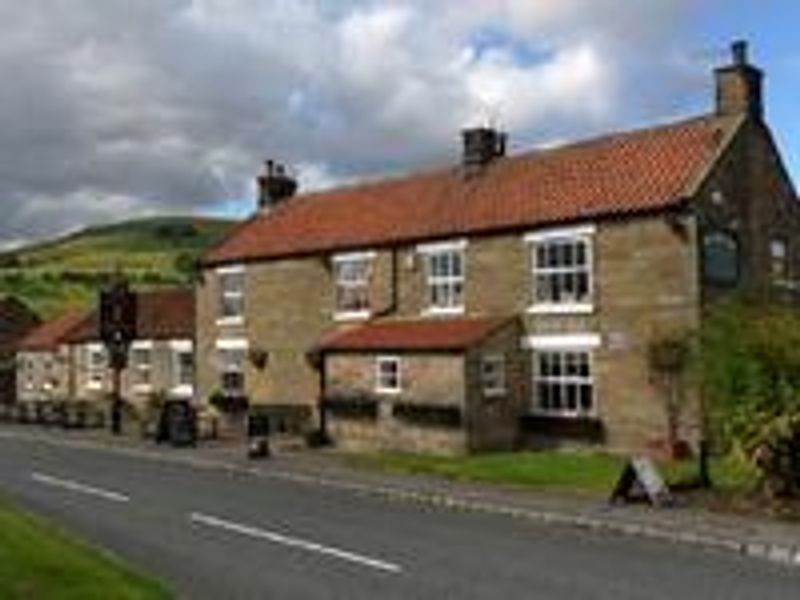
[[702, 230, 739, 286]]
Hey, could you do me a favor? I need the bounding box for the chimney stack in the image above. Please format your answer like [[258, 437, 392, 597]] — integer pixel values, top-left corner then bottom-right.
[[257, 160, 297, 212], [461, 127, 507, 170], [715, 40, 763, 120]]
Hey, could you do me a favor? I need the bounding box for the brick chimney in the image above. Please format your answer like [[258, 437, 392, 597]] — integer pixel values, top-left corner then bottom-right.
[[257, 160, 298, 212], [461, 127, 507, 169], [715, 40, 763, 120]]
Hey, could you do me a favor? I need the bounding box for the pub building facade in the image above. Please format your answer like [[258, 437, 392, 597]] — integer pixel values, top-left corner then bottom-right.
[[195, 42, 798, 455]]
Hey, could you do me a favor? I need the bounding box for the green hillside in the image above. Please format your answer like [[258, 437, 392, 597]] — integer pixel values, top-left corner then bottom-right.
[[0, 216, 235, 319]]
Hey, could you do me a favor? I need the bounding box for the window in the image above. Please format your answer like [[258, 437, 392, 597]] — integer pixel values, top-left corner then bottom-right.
[[481, 354, 507, 397], [375, 356, 401, 394], [174, 350, 194, 388], [527, 226, 594, 312], [419, 241, 466, 314], [131, 346, 152, 387], [770, 238, 789, 283], [87, 344, 106, 389], [219, 348, 246, 396], [333, 253, 372, 318], [218, 267, 245, 322], [533, 350, 594, 417], [702, 230, 739, 286]]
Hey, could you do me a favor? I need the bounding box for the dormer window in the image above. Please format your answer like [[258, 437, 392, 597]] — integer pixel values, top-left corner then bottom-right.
[[526, 225, 595, 314], [333, 252, 374, 320]]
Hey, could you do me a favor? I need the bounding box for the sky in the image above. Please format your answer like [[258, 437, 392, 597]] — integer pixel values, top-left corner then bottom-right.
[[0, 1, 798, 248]]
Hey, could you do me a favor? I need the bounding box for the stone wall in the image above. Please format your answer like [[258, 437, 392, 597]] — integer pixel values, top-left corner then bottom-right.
[[325, 352, 468, 455]]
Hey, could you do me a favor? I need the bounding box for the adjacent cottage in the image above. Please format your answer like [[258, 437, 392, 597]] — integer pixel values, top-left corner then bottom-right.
[[66, 289, 196, 411], [16, 311, 85, 404], [197, 42, 799, 455]]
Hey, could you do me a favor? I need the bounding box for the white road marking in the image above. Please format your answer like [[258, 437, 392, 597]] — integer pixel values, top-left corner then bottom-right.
[[189, 512, 403, 574], [30, 472, 131, 503]]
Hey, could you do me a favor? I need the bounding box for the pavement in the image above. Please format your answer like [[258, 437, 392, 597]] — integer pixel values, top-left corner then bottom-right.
[[0, 425, 799, 598]]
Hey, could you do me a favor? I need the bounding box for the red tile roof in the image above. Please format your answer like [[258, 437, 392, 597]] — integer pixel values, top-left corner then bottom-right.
[[316, 317, 512, 352], [67, 289, 194, 343], [205, 114, 741, 266], [17, 311, 86, 352]]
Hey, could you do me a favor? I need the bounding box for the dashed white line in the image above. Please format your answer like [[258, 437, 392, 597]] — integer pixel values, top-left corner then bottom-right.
[[189, 511, 403, 574], [30, 472, 130, 503]]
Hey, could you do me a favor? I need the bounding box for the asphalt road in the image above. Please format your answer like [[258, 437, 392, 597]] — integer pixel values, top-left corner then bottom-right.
[[0, 435, 797, 599]]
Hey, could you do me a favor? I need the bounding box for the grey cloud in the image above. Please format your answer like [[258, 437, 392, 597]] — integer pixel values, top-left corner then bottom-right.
[[0, 0, 716, 246]]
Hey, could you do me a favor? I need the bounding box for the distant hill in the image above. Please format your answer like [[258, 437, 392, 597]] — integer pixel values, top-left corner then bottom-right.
[[0, 216, 236, 319]]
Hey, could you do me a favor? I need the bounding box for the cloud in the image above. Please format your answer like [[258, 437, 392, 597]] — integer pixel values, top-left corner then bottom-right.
[[0, 0, 712, 245]]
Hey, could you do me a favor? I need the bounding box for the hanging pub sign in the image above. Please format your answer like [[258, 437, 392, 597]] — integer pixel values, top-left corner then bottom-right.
[[610, 456, 674, 508], [100, 279, 137, 369]]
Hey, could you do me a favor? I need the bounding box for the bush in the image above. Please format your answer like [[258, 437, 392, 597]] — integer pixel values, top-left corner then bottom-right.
[[699, 300, 800, 498]]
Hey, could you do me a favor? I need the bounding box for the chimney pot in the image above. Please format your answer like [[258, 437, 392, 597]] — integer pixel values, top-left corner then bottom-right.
[[461, 127, 507, 169], [714, 39, 763, 120], [257, 159, 297, 212]]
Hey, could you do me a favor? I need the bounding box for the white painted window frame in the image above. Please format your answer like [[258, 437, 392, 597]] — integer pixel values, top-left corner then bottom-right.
[[85, 343, 106, 390], [170, 340, 194, 396], [216, 264, 246, 325], [481, 353, 507, 398], [130, 341, 154, 392], [525, 225, 595, 315], [524, 333, 600, 418], [332, 251, 375, 321], [418, 239, 467, 316], [375, 355, 402, 395], [216, 338, 248, 395]]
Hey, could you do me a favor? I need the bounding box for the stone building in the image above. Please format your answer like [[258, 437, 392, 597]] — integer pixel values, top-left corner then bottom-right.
[[197, 42, 799, 455], [66, 289, 195, 411], [0, 296, 40, 404], [16, 311, 85, 403]]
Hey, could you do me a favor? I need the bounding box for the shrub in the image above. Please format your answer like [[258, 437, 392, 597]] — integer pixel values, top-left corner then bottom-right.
[[699, 300, 800, 498]]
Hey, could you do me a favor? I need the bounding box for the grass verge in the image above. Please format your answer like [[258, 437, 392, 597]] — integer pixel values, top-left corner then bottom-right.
[[346, 450, 757, 498], [0, 497, 171, 600]]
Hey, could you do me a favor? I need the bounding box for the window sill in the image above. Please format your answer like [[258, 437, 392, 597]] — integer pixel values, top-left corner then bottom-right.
[[334, 310, 371, 322], [375, 388, 402, 396], [422, 306, 465, 317], [528, 410, 597, 419], [170, 385, 194, 398], [216, 316, 245, 327], [132, 384, 153, 394], [483, 389, 508, 399], [527, 303, 593, 315]]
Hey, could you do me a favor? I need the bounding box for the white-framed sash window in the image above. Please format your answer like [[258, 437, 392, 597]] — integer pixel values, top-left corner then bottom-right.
[[526, 225, 595, 314], [217, 265, 245, 324], [418, 240, 466, 315], [333, 251, 373, 320], [375, 355, 401, 394]]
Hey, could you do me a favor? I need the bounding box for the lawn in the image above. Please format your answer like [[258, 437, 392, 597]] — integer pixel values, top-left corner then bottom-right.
[[0, 497, 171, 600], [346, 450, 756, 497]]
